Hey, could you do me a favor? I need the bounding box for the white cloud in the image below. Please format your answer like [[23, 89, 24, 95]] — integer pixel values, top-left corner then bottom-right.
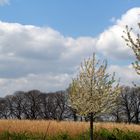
[[0, 73, 72, 96], [117, 8, 140, 28], [96, 7, 140, 60], [108, 65, 140, 86], [0, 0, 9, 6], [0, 7, 140, 96], [0, 21, 95, 78], [0, 21, 95, 96]]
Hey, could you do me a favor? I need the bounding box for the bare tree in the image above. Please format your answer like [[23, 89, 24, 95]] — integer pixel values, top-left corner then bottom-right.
[[9, 91, 25, 119], [23, 90, 42, 119], [54, 91, 70, 120], [110, 96, 123, 122], [40, 91, 70, 120], [40, 93, 59, 120], [119, 87, 135, 123], [0, 98, 9, 119], [69, 53, 120, 140], [5, 95, 15, 119], [69, 107, 78, 121], [131, 87, 140, 124], [112, 86, 140, 124]]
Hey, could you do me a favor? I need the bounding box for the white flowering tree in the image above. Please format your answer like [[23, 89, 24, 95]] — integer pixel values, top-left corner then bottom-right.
[[69, 53, 120, 140], [122, 24, 140, 75]]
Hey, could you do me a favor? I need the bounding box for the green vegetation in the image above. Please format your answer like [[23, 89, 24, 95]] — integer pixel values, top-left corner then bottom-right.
[[0, 128, 140, 140]]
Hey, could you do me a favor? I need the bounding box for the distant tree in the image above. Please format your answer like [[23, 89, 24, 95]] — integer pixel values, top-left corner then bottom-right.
[[40, 91, 69, 120], [122, 24, 140, 75], [112, 86, 140, 124], [23, 90, 42, 119], [11, 91, 25, 119], [0, 98, 9, 119], [39, 93, 50, 119], [69, 53, 120, 140], [0, 90, 73, 120], [54, 91, 69, 120], [119, 87, 135, 123], [69, 108, 78, 121], [5, 95, 15, 119], [131, 87, 140, 124], [110, 96, 123, 122], [40, 93, 60, 120]]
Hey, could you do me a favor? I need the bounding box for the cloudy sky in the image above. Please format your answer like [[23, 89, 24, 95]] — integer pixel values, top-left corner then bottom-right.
[[0, 0, 139, 96]]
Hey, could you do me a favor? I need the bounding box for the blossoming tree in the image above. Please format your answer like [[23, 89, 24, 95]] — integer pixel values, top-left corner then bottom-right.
[[122, 24, 140, 75], [69, 53, 120, 140]]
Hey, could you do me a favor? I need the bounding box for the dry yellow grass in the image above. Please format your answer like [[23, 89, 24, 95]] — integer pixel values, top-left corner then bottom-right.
[[0, 120, 89, 136], [0, 120, 139, 136]]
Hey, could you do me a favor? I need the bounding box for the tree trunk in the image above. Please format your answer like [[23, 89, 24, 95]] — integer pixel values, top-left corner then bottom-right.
[[80, 116, 83, 122], [90, 113, 93, 140], [135, 112, 139, 124], [73, 112, 77, 121]]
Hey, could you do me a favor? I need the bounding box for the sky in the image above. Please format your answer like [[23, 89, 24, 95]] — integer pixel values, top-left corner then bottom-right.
[[0, 0, 140, 96]]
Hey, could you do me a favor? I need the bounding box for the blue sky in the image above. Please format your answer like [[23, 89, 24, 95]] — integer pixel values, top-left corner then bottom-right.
[[0, 0, 140, 37], [0, 0, 139, 96]]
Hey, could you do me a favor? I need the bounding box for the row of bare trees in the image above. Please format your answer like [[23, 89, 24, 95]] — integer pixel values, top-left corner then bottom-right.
[[111, 86, 140, 124], [0, 87, 139, 123], [0, 90, 75, 120]]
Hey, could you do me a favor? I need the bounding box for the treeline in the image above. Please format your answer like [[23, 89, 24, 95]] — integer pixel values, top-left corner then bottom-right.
[[0, 90, 73, 120], [111, 86, 140, 124], [0, 86, 140, 124]]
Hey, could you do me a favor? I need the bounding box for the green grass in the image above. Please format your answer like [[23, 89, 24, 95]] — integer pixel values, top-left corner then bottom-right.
[[0, 128, 140, 140], [95, 128, 140, 140]]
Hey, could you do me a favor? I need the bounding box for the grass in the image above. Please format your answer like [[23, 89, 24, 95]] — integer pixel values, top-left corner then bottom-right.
[[95, 122, 140, 132], [0, 120, 89, 137], [0, 120, 139, 140]]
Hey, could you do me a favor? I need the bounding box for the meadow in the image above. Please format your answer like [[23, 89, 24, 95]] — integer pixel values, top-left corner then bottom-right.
[[0, 120, 140, 140]]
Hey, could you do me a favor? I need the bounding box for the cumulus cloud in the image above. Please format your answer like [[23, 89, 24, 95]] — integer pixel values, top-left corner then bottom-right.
[[108, 65, 140, 86], [0, 73, 72, 96], [0, 21, 95, 79], [0, 21, 95, 96], [96, 8, 140, 60], [0, 0, 9, 5], [0, 7, 140, 96]]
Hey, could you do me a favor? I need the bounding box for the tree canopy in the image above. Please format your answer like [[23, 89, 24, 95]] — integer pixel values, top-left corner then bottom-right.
[[69, 53, 120, 117]]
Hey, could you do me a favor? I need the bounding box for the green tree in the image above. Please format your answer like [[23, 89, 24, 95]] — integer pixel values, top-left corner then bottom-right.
[[69, 53, 120, 140], [122, 24, 140, 75]]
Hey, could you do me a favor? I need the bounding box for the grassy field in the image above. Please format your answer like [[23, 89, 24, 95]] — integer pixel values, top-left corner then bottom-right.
[[0, 120, 140, 140], [0, 120, 89, 137]]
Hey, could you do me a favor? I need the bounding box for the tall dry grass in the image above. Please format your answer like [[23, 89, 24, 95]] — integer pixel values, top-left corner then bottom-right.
[[0, 120, 139, 136], [0, 120, 89, 136]]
